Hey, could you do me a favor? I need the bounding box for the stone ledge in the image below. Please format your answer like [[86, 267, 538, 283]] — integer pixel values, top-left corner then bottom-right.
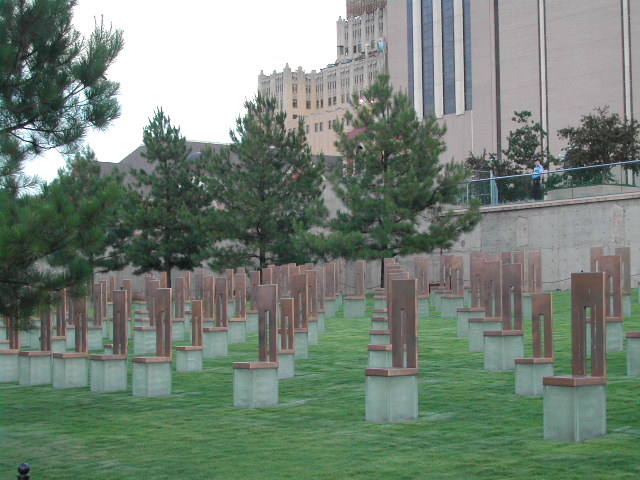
[[368, 344, 392, 351], [453, 190, 640, 215], [233, 361, 278, 369], [19, 351, 51, 357], [365, 367, 419, 377], [133, 356, 171, 363], [175, 345, 203, 351], [543, 375, 607, 387], [484, 329, 524, 337], [90, 354, 128, 360], [203, 326, 228, 332], [515, 357, 554, 364], [52, 352, 88, 359]]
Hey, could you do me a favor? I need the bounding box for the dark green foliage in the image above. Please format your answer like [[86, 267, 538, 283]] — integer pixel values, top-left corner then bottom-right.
[[203, 94, 327, 270], [502, 111, 551, 170], [51, 147, 131, 275], [0, 0, 123, 328], [0, 0, 123, 175], [464, 111, 551, 204], [125, 109, 214, 287], [0, 151, 126, 329], [464, 150, 529, 204], [330, 75, 480, 284], [558, 106, 640, 185]]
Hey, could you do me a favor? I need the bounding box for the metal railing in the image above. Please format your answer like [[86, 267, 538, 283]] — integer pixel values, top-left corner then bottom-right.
[[458, 160, 640, 207]]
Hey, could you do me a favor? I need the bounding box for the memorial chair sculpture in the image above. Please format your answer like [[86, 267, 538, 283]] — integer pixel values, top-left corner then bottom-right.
[[52, 297, 91, 389], [172, 277, 187, 342], [291, 273, 310, 360], [592, 254, 624, 352], [132, 288, 173, 397], [233, 284, 280, 408], [368, 269, 409, 369], [456, 254, 487, 338], [543, 272, 607, 442], [441, 256, 465, 318], [228, 272, 248, 344], [202, 277, 229, 358], [90, 291, 128, 392], [414, 257, 431, 318], [365, 278, 419, 423], [514, 292, 554, 396], [483, 262, 525, 371], [324, 262, 338, 318], [134, 278, 160, 355], [306, 269, 320, 346], [523, 251, 543, 317], [614, 247, 632, 316], [314, 266, 327, 334], [344, 260, 367, 318], [468, 260, 503, 352], [246, 270, 261, 334], [175, 300, 204, 373], [432, 255, 453, 311], [18, 303, 56, 387]]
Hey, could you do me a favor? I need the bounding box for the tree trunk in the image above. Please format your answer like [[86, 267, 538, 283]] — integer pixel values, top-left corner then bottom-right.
[[259, 246, 266, 271], [165, 266, 172, 289]]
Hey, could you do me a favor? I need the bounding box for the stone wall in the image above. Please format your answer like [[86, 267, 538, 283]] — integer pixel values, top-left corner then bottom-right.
[[443, 192, 640, 290]]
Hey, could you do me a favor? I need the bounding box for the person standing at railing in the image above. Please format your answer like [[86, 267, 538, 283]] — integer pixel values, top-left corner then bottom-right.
[[532, 158, 545, 200]]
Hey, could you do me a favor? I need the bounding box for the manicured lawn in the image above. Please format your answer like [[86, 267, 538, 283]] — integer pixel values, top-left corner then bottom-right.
[[2, 291, 640, 480]]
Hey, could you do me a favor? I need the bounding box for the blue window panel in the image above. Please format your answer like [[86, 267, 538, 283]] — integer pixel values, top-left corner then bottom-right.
[[407, 0, 414, 104], [422, 0, 435, 115], [442, 0, 456, 115], [463, 0, 472, 110]]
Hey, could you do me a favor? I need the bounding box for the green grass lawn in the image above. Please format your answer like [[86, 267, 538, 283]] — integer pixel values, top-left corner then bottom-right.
[[2, 291, 640, 480]]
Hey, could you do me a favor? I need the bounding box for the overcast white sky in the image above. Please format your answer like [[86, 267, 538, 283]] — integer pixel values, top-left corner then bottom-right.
[[24, 0, 346, 182]]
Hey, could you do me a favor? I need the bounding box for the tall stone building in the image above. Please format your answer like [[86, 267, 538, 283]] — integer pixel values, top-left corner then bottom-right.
[[260, 1, 638, 164], [258, 0, 388, 156], [392, 0, 639, 163]]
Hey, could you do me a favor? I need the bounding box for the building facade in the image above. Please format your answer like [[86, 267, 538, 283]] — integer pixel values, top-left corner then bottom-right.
[[260, 1, 638, 164], [398, 0, 639, 163], [258, 0, 388, 156]]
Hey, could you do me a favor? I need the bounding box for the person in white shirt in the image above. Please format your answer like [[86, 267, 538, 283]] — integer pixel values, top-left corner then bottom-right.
[[532, 159, 545, 200]]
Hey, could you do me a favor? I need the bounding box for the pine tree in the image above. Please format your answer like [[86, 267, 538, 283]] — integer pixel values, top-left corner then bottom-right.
[[125, 109, 214, 287], [203, 94, 327, 270], [52, 147, 132, 275], [0, 0, 123, 329], [330, 75, 480, 285], [558, 106, 640, 185]]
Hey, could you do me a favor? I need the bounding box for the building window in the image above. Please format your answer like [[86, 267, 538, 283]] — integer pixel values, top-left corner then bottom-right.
[[292, 99, 298, 108], [319, 122, 323, 131], [333, 96, 337, 105], [442, 0, 456, 115], [320, 99, 324, 108], [421, 0, 435, 115], [464, 0, 472, 110], [292, 114, 298, 119], [306, 100, 311, 109], [305, 125, 309, 134], [315, 123, 318, 132]]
